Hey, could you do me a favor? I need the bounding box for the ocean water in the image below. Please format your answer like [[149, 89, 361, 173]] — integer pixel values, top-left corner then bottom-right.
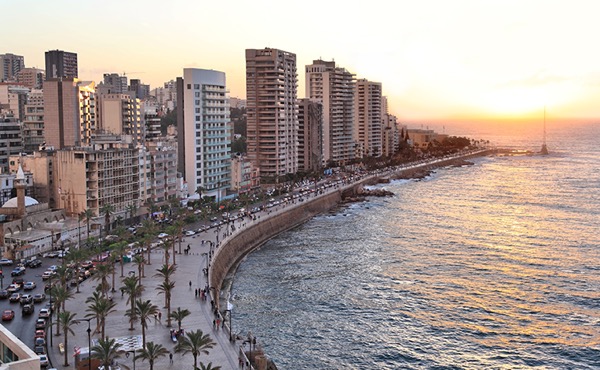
[[230, 121, 600, 369]]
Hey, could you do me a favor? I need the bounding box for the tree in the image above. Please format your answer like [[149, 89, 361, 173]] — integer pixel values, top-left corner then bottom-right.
[[126, 202, 138, 221], [156, 281, 175, 327], [51, 285, 73, 335], [134, 341, 169, 370], [133, 299, 159, 347], [199, 363, 222, 370], [85, 291, 116, 339], [122, 275, 144, 331], [57, 311, 78, 366], [100, 203, 115, 237], [174, 329, 215, 370], [93, 262, 113, 297], [133, 254, 146, 282], [91, 337, 124, 369], [82, 208, 94, 241], [169, 307, 191, 332], [111, 241, 129, 277], [65, 248, 89, 293]]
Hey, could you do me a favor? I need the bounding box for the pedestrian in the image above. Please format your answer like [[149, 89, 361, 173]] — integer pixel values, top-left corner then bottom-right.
[[195, 288, 198, 298], [169, 352, 173, 364], [158, 311, 162, 321], [189, 280, 192, 289], [213, 319, 216, 329]]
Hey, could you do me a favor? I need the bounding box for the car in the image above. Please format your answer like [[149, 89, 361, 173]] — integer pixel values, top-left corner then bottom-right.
[[0, 290, 9, 299], [33, 293, 46, 303], [39, 354, 49, 367], [34, 345, 45, 354], [10, 266, 25, 276], [6, 284, 20, 293], [185, 230, 196, 236], [158, 233, 169, 239], [35, 337, 46, 346], [22, 304, 34, 315], [47, 265, 58, 271], [35, 318, 46, 329], [1, 309, 14, 321], [23, 281, 36, 290], [9, 293, 21, 302], [20, 294, 33, 305], [28, 259, 42, 268], [34, 329, 46, 339], [0, 258, 13, 266], [41, 271, 56, 281], [38, 308, 50, 319], [46, 251, 59, 258]]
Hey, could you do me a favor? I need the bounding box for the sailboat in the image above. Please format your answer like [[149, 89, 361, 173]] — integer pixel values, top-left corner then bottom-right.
[[540, 107, 549, 155]]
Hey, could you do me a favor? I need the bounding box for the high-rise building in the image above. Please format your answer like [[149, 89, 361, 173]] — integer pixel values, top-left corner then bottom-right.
[[246, 48, 298, 179], [0, 53, 25, 81], [354, 79, 382, 158], [16, 67, 45, 89], [23, 89, 45, 152], [305, 59, 355, 165], [382, 113, 400, 157], [177, 68, 231, 200], [43, 78, 96, 149], [0, 116, 23, 173], [45, 49, 78, 79], [142, 101, 162, 141], [102, 73, 128, 94], [129, 79, 150, 100], [0, 83, 29, 120], [97, 93, 143, 144], [297, 98, 323, 172]]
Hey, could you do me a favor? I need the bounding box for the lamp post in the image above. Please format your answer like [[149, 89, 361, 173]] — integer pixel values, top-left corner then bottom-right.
[[0, 270, 3, 289], [75, 317, 93, 370]]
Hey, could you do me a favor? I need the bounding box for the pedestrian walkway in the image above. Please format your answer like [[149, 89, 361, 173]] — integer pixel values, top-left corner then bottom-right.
[[47, 227, 242, 370]]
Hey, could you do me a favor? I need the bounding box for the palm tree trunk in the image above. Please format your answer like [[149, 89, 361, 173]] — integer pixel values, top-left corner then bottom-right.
[[141, 320, 146, 347]]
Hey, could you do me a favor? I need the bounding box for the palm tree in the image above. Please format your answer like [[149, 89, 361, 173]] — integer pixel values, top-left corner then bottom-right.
[[156, 280, 175, 327], [139, 219, 157, 265], [85, 291, 116, 339], [111, 241, 129, 277], [51, 285, 73, 335], [57, 311, 79, 366], [122, 275, 144, 331], [65, 248, 88, 293], [100, 203, 115, 237], [127, 202, 138, 221], [132, 299, 159, 347], [91, 337, 125, 369], [54, 265, 70, 288], [169, 307, 191, 332], [174, 329, 215, 370], [93, 262, 113, 298], [82, 208, 94, 241], [134, 341, 169, 370], [133, 254, 146, 281]]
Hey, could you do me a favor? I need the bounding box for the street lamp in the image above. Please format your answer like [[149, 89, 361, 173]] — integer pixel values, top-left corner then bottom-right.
[[75, 317, 93, 370]]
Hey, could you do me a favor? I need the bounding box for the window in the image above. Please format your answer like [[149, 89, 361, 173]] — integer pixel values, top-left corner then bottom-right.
[[187, 84, 191, 89]]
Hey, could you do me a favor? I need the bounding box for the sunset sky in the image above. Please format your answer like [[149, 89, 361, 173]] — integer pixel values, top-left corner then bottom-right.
[[5, 0, 600, 122]]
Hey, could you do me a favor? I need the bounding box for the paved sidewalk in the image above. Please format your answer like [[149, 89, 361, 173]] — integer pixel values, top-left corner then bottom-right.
[[47, 226, 242, 370]]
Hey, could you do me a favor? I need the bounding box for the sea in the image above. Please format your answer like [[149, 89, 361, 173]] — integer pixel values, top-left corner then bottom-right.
[[230, 120, 600, 369]]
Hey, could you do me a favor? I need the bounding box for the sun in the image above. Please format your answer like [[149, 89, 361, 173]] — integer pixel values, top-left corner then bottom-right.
[[476, 86, 549, 117]]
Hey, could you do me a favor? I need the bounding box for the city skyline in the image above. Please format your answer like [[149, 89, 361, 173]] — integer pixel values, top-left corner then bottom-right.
[[4, 0, 600, 122]]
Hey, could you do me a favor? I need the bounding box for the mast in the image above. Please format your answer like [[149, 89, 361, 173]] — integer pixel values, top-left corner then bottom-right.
[[540, 106, 549, 155]]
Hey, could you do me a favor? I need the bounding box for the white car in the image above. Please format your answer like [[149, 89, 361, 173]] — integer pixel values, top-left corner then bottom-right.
[[158, 233, 169, 239], [0, 258, 13, 266], [184, 230, 195, 236], [39, 354, 49, 367]]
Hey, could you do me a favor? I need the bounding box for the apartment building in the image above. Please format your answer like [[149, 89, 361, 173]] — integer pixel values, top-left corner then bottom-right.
[[297, 98, 323, 173], [382, 113, 400, 157], [177, 68, 231, 200], [22, 89, 45, 152], [142, 139, 178, 205], [354, 79, 383, 158], [0, 53, 25, 82], [0, 83, 28, 120], [231, 154, 260, 194], [43, 78, 96, 149], [305, 59, 355, 165], [45, 49, 78, 79], [246, 48, 298, 179], [16, 68, 44, 89], [97, 93, 143, 144], [0, 116, 24, 173]]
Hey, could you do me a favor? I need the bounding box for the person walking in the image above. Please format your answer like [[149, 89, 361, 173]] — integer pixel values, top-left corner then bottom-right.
[[169, 352, 173, 364]]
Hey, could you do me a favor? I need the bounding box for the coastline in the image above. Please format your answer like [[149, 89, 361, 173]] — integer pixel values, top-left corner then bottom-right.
[[208, 149, 495, 366]]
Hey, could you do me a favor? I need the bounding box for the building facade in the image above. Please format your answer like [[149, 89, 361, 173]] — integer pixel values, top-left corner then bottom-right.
[[22, 89, 44, 153], [0, 117, 24, 173], [97, 93, 143, 144], [16, 68, 44, 89], [305, 59, 355, 165], [178, 69, 231, 200], [354, 79, 382, 158], [45, 49, 78, 79], [0, 53, 25, 82], [245, 48, 298, 179], [297, 98, 323, 173]]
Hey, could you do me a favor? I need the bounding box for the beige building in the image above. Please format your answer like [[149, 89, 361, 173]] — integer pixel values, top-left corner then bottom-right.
[[231, 154, 260, 194], [43, 78, 96, 149], [297, 98, 323, 173], [382, 113, 400, 157], [407, 128, 437, 149], [0, 83, 28, 120], [305, 59, 355, 165], [354, 79, 382, 158], [97, 93, 143, 144], [0, 53, 25, 82], [15, 68, 44, 89], [141, 139, 178, 205], [22, 89, 44, 152], [0, 324, 40, 369], [246, 48, 298, 179]]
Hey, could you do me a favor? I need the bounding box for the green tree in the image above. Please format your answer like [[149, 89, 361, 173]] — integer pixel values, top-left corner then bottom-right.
[[82, 208, 94, 241], [169, 307, 191, 332], [133, 299, 159, 347], [91, 337, 124, 369], [57, 311, 78, 366], [156, 280, 175, 328], [85, 291, 116, 339], [133, 254, 146, 282], [111, 241, 129, 277], [122, 275, 144, 331], [99, 203, 115, 237], [134, 341, 169, 370], [174, 329, 215, 370], [51, 285, 73, 335], [199, 363, 222, 370], [92, 263, 112, 297]]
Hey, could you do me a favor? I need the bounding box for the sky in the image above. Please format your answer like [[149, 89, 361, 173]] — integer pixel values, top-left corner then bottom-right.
[[4, 0, 600, 123]]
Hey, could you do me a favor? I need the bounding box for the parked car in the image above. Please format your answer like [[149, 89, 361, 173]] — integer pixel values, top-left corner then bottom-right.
[[23, 281, 36, 290], [0, 258, 13, 266], [1, 309, 14, 321], [34, 329, 45, 339], [38, 308, 50, 319], [11, 277, 24, 287], [158, 233, 169, 239], [7, 284, 20, 293], [10, 266, 26, 276], [28, 259, 42, 268], [0, 290, 9, 299], [39, 354, 49, 367], [8, 293, 21, 302], [33, 293, 46, 303], [35, 318, 46, 329], [34, 345, 45, 355], [35, 337, 46, 346], [22, 304, 34, 315], [41, 271, 55, 281]]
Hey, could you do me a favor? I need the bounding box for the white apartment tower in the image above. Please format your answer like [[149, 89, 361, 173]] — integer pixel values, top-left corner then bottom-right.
[[246, 48, 298, 179], [178, 69, 231, 200], [305, 59, 355, 165], [354, 79, 383, 158]]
